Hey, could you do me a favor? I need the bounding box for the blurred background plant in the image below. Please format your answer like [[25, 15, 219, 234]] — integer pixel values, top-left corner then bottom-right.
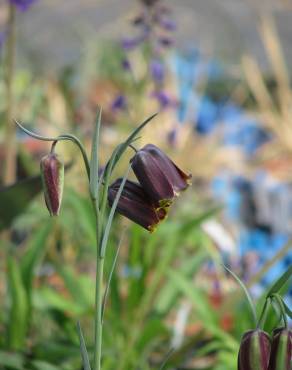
[[0, 0, 291, 369]]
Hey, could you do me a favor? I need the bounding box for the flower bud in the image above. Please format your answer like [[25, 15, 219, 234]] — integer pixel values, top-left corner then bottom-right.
[[131, 144, 191, 209], [238, 329, 271, 370], [268, 328, 292, 370], [40, 152, 64, 216], [108, 178, 167, 232]]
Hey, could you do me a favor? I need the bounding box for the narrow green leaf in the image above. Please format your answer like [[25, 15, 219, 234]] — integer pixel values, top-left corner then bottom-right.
[[31, 360, 61, 370], [0, 175, 42, 231], [110, 112, 158, 172], [99, 165, 131, 258], [77, 322, 92, 370], [271, 293, 288, 327], [21, 222, 53, 293], [167, 269, 238, 349], [101, 229, 125, 321], [0, 351, 24, 369], [223, 265, 257, 327], [103, 112, 157, 180], [158, 348, 174, 370], [98, 113, 157, 231], [266, 265, 292, 297], [90, 108, 102, 199], [282, 298, 292, 319], [7, 257, 29, 350]]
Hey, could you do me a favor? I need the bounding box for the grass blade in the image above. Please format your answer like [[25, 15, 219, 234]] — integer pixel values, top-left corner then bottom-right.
[[266, 264, 292, 297], [223, 265, 257, 327], [77, 322, 92, 370], [90, 108, 102, 199], [101, 229, 125, 321], [99, 165, 131, 258], [158, 348, 174, 370]]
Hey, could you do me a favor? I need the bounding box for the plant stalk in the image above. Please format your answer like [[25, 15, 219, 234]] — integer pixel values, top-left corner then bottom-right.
[[94, 255, 104, 370], [4, 3, 16, 185], [93, 203, 104, 370]]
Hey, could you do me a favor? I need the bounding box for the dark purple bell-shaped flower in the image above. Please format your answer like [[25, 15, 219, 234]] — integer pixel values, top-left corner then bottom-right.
[[131, 144, 191, 208], [40, 152, 64, 216], [268, 328, 292, 370], [238, 329, 271, 370], [108, 178, 167, 232]]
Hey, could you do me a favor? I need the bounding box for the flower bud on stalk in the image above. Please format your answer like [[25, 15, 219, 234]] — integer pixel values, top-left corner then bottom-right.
[[268, 328, 292, 370], [238, 329, 271, 370], [131, 144, 191, 210], [40, 149, 64, 216]]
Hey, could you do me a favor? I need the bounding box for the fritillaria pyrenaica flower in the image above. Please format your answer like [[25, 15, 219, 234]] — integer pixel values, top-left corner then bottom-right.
[[238, 329, 271, 370], [108, 178, 167, 232], [268, 328, 292, 370], [131, 144, 192, 209]]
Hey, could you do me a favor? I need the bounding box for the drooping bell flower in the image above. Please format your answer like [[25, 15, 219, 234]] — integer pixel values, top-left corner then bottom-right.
[[238, 329, 271, 370], [268, 328, 292, 370], [40, 152, 64, 216], [108, 178, 167, 232], [131, 144, 191, 208]]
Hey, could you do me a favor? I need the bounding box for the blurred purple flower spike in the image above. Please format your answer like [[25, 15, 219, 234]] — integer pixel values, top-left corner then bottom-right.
[[121, 59, 131, 71], [9, 0, 37, 11], [150, 59, 165, 83], [167, 128, 178, 147], [121, 36, 145, 51], [159, 37, 173, 47], [111, 94, 127, 111], [151, 90, 172, 109], [159, 18, 176, 31]]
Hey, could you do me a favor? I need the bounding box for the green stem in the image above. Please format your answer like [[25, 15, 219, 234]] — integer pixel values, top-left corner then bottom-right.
[[257, 298, 269, 329], [4, 3, 16, 185], [93, 251, 104, 370], [14, 120, 91, 180], [93, 198, 104, 370]]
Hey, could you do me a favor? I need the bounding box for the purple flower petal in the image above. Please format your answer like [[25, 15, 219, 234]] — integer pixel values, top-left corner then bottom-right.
[[159, 18, 176, 31], [121, 59, 131, 71], [150, 59, 165, 83], [9, 0, 37, 11], [151, 90, 172, 109], [111, 95, 127, 111]]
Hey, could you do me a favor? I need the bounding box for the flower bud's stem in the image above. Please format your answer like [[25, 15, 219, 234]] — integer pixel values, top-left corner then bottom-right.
[[93, 251, 104, 370], [50, 140, 58, 154], [257, 298, 270, 329]]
